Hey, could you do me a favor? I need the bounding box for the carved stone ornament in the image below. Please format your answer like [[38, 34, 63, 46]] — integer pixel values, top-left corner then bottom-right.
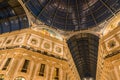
[[31, 39, 37, 45], [56, 47, 62, 53], [108, 40, 116, 49], [44, 43, 50, 49]]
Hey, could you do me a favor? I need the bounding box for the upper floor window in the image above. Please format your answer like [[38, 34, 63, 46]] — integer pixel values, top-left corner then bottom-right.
[[2, 58, 11, 70], [15, 76, 25, 80], [53, 68, 59, 80], [0, 74, 4, 80], [21, 60, 30, 73], [39, 64, 45, 76]]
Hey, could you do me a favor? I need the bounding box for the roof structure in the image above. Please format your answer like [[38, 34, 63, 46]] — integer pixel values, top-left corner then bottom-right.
[[23, 0, 120, 31], [0, 0, 29, 33], [0, 0, 120, 80], [67, 33, 99, 79]]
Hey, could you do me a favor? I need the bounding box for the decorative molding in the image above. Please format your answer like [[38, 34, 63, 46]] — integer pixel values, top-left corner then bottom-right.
[[104, 50, 120, 59], [27, 34, 41, 47], [44, 42, 51, 49], [54, 43, 63, 55], [41, 39, 52, 52], [0, 30, 66, 61], [0, 45, 67, 61], [3, 36, 15, 47], [14, 34, 26, 45], [0, 37, 6, 47], [105, 38, 119, 51]]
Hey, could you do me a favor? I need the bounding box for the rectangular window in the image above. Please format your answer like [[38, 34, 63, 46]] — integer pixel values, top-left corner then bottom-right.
[[54, 68, 59, 80], [21, 59, 30, 73], [2, 58, 11, 70], [39, 64, 45, 76], [0, 74, 4, 80]]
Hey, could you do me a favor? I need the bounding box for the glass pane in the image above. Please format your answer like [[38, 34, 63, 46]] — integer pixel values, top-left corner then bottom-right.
[[21, 60, 30, 73], [2, 58, 11, 70], [39, 64, 45, 76], [53, 68, 59, 80]]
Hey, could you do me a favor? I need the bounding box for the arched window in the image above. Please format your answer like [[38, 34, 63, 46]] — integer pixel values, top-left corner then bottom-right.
[[0, 74, 4, 80], [14, 77, 25, 80]]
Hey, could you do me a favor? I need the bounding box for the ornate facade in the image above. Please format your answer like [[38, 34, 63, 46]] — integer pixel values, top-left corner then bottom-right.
[[96, 11, 120, 80], [0, 28, 80, 80], [0, 0, 120, 80]]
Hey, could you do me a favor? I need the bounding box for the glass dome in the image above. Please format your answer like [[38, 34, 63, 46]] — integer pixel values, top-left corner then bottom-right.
[[23, 0, 120, 31], [0, 0, 29, 34]]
